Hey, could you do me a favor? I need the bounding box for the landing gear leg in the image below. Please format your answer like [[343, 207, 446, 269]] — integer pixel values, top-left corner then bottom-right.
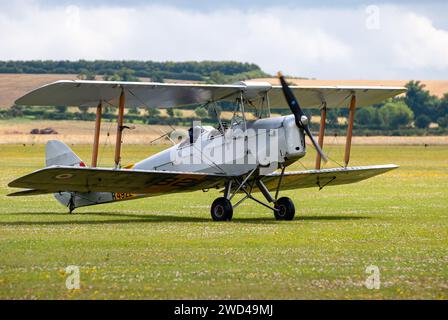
[[271, 165, 295, 220]]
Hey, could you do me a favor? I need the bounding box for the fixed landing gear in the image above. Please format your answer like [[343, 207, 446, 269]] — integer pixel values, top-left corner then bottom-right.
[[210, 167, 296, 222], [210, 197, 233, 221], [209, 195, 296, 222]]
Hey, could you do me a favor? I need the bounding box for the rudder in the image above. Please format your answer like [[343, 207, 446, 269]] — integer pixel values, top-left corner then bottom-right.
[[46, 140, 86, 212]]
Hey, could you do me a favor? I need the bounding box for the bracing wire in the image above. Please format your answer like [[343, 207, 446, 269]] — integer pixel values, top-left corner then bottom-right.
[[324, 132, 345, 168], [297, 160, 308, 171], [126, 87, 179, 139]]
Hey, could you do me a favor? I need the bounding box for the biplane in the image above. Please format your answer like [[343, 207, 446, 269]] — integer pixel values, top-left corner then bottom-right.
[[7, 73, 406, 221]]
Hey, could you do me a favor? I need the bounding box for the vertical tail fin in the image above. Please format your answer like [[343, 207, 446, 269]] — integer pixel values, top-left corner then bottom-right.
[[46, 140, 85, 212], [46, 140, 85, 167]]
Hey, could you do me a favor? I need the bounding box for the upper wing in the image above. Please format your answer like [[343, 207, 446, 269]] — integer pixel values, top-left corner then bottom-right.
[[8, 166, 226, 195], [15, 80, 245, 108], [269, 86, 406, 109], [261, 164, 398, 191], [15, 80, 406, 109]]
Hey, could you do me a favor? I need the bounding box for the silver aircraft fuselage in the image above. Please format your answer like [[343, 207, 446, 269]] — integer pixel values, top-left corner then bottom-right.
[[135, 114, 306, 176], [55, 115, 307, 209]]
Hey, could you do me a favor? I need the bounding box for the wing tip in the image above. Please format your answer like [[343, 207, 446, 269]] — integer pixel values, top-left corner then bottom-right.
[[385, 164, 399, 170], [14, 80, 74, 106]]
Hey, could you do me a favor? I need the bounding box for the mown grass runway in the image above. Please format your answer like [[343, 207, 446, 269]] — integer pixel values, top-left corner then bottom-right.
[[0, 144, 447, 299]]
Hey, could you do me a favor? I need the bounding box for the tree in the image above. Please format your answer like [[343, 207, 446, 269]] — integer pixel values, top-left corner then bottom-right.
[[414, 114, 431, 129], [7, 105, 23, 117], [174, 109, 183, 117], [148, 108, 161, 118], [105, 105, 117, 115], [103, 67, 140, 82], [55, 105, 67, 113], [77, 69, 96, 80], [355, 106, 382, 127], [145, 108, 161, 124], [151, 73, 164, 83], [166, 108, 174, 118], [207, 71, 226, 84], [437, 93, 448, 119], [437, 115, 448, 129], [195, 107, 208, 118], [405, 81, 438, 121], [326, 109, 339, 127], [379, 101, 414, 129], [128, 106, 139, 115], [78, 106, 89, 113]]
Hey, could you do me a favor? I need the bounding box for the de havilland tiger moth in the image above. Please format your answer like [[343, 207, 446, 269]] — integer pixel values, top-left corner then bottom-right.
[[7, 73, 406, 221]]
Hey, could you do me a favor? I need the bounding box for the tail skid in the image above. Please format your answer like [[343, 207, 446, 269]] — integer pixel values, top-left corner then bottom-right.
[[55, 191, 117, 213]]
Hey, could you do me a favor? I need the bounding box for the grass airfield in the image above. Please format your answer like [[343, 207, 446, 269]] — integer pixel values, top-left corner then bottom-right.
[[0, 143, 447, 299]]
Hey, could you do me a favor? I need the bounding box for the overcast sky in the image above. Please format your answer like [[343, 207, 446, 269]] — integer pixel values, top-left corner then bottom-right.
[[1, 0, 447, 79]]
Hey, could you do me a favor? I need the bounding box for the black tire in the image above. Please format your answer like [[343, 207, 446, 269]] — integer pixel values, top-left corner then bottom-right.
[[274, 197, 295, 221], [211, 197, 233, 221]]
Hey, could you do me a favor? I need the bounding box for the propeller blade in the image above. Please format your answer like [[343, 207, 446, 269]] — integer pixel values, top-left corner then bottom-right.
[[303, 126, 328, 163], [277, 72, 328, 163], [277, 72, 304, 127]]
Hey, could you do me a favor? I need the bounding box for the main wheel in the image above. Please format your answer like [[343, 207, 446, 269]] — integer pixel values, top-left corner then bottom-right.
[[274, 197, 295, 220], [211, 197, 233, 221]]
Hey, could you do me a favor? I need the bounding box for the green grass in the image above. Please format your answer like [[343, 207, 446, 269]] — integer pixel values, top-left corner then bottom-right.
[[0, 143, 447, 299]]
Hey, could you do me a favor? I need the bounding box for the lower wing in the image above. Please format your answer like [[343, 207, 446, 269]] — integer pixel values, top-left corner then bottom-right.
[[261, 164, 398, 191], [8, 166, 226, 196], [7, 164, 397, 197]]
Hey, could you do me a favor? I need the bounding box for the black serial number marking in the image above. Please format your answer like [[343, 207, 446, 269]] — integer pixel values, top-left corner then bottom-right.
[[113, 192, 135, 201], [150, 177, 205, 188]]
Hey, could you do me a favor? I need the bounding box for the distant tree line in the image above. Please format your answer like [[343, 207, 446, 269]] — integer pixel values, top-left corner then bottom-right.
[[0, 60, 269, 83]]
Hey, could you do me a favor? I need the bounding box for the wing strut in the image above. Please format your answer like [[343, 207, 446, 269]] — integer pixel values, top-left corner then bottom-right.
[[91, 100, 102, 167], [344, 94, 357, 167], [114, 89, 126, 168], [315, 103, 327, 170]]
